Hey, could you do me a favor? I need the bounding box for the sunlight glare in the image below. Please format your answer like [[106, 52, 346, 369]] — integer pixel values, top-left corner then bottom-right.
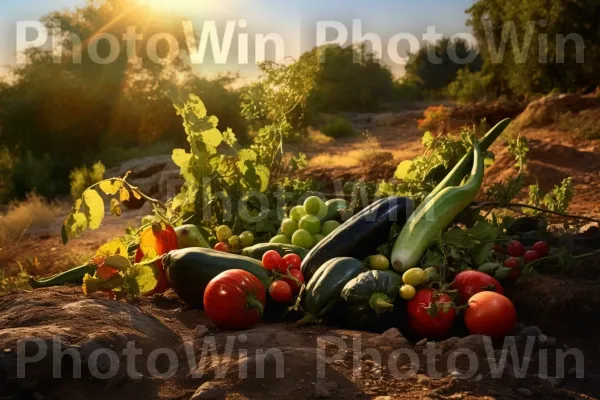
[[137, 0, 205, 13]]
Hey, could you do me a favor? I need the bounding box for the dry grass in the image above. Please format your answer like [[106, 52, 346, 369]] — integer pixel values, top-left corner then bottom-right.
[[555, 109, 600, 139], [0, 194, 63, 248]]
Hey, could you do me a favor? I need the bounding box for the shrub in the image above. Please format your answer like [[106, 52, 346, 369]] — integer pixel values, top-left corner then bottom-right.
[[555, 110, 600, 140], [418, 105, 452, 133], [0, 147, 15, 202], [355, 133, 393, 165], [447, 69, 492, 103], [321, 116, 356, 138], [0, 194, 62, 247], [11, 151, 60, 199], [69, 161, 106, 199]]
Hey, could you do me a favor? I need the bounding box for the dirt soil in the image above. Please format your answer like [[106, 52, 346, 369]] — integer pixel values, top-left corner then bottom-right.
[[1, 103, 600, 399]]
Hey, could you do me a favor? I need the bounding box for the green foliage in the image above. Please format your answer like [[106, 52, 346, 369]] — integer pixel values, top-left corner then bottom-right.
[[0, 262, 30, 294], [0, 147, 15, 202], [404, 38, 482, 92], [467, 0, 600, 96], [528, 178, 575, 214], [485, 136, 529, 204], [69, 162, 106, 200], [447, 69, 493, 103], [0, 0, 246, 201], [379, 127, 487, 202], [321, 116, 356, 138], [303, 44, 397, 118], [11, 151, 60, 199]]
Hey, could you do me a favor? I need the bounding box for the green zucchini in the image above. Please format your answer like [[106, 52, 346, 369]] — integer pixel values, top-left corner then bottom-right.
[[28, 263, 97, 289], [242, 243, 308, 260], [340, 270, 403, 330], [391, 140, 485, 272], [298, 257, 368, 324], [162, 247, 272, 308]]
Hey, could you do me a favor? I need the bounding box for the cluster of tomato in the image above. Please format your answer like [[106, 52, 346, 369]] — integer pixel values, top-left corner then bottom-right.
[[495, 240, 550, 280], [261, 251, 305, 303]]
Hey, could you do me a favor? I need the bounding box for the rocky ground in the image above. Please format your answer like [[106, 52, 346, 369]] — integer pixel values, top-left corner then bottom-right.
[[1, 277, 599, 400]]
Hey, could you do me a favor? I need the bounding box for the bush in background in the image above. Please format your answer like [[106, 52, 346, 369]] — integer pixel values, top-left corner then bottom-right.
[[447, 70, 493, 103], [69, 161, 106, 199], [0, 147, 15, 202], [321, 116, 356, 138], [11, 152, 61, 199]]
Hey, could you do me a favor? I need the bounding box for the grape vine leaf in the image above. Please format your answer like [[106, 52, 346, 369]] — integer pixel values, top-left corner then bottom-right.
[[99, 180, 122, 196], [96, 239, 127, 258], [172, 149, 192, 167], [395, 160, 413, 180], [110, 198, 121, 217], [83, 189, 105, 230], [119, 187, 130, 202]]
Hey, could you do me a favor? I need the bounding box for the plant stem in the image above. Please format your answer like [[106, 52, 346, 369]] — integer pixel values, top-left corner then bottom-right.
[[472, 202, 600, 224]]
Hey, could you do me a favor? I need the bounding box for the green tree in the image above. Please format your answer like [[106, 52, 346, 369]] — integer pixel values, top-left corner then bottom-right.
[[302, 44, 397, 116], [404, 38, 482, 91], [0, 0, 245, 199], [467, 0, 600, 96]]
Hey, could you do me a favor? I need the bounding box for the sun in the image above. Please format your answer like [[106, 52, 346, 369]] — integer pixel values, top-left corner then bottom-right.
[[137, 0, 197, 13]]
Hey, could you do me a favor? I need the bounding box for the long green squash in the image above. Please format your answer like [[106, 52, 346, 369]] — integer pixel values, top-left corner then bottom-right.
[[391, 140, 485, 272]]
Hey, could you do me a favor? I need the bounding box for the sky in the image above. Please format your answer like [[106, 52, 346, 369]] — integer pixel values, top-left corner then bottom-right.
[[0, 0, 475, 79]]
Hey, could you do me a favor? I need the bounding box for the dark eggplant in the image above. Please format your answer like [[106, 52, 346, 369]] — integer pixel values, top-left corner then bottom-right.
[[301, 196, 413, 281]]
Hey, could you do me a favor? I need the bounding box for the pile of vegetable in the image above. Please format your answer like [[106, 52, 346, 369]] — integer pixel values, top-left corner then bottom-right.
[[29, 94, 600, 341]]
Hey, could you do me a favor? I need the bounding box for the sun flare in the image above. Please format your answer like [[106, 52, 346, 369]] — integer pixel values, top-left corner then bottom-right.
[[137, 0, 201, 13]]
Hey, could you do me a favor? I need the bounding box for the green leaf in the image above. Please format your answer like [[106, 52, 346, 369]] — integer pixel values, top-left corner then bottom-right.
[[494, 267, 513, 280], [478, 262, 502, 274], [110, 198, 121, 217], [469, 221, 496, 241], [105, 255, 132, 272], [61, 224, 69, 245], [201, 128, 223, 148], [394, 160, 413, 180], [237, 149, 257, 172], [422, 131, 434, 146], [83, 189, 105, 230], [443, 227, 474, 249], [222, 128, 238, 146], [471, 242, 494, 266], [96, 239, 128, 258], [172, 149, 192, 168], [99, 180, 120, 196]]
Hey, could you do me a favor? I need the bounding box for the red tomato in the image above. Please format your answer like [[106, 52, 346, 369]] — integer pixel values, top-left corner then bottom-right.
[[136, 223, 178, 294], [281, 269, 304, 294], [507, 240, 525, 257], [203, 269, 266, 329], [523, 250, 540, 263], [533, 241, 550, 257], [492, 244, 504, 254], [465, 291, 517, 339], [269, 280, 293, 303], [451, 270, 504, 303], [407, 289, 456, 338], [503, 257, 521, 280], [278, 253, 302, 273], [262, 250, 282, 271], [214, 242, 231, 253]]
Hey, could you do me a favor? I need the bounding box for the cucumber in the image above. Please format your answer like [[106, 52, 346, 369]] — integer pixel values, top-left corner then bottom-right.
[[299, 257, 368, 324], [163, 247, 272, 308], [29, 263, 97, 289], [339, 269, 403, 330], [242, 243, 308, 260], [301, 197, 413, 281]]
